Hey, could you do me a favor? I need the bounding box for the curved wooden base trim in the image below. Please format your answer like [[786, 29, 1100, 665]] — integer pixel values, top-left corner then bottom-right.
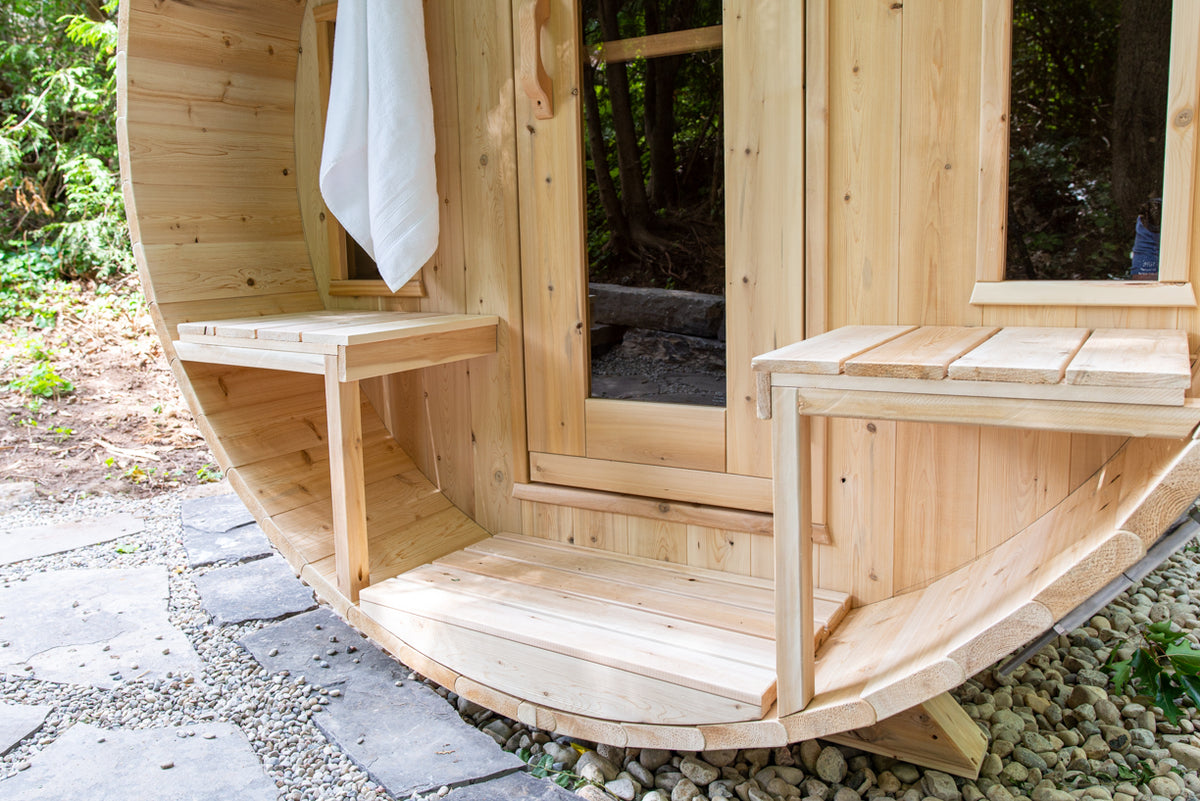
[[219, 427, 1200, 759]]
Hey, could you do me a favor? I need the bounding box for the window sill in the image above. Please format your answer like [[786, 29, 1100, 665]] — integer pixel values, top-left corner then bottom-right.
[[327, 278, 426, 298], [969, 280, 1196, 308]]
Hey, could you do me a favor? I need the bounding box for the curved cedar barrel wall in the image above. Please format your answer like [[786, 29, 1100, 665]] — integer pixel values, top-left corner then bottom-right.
[[115, 0, 1200, 754], [118, 0, 329, 478]]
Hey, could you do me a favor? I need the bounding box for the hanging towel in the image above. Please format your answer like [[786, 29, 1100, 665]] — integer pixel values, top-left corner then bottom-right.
[[319, 0, 438, 292]]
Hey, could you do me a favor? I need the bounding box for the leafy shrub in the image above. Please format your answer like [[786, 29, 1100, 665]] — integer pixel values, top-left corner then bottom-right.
[[0, 244, 59, 323], [0, 1, 131, 283], [7, 360, 73, 398], [1106, 620, 1200, 725]]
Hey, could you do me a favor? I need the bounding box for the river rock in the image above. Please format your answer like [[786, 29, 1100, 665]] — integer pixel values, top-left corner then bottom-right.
[[1012, 747, 1047, 772], [1067, 686, 1107, 709], [606, 776, 637, 801], [545, 742, 581, 769], [891, 763, 921, 785], [1168, 742, 1200, 771], [775, 766, 805, 786], [816, 747, 848, 784], [578, 751, 620, 784], [921, 770, 961, 801], [576, 785, 617, 801], [671, 778, 700, 801], [681, 756, 720, 786], [878, 772, 903, 793], [640, 748, 673, 771], [704, 749, 738, 768], [626, 760, 654, 787], [799, 742, 823, 773]]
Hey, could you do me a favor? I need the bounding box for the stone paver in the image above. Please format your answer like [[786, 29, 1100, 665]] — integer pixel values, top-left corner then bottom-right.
[[0, 722, 276, 800], [445, 771, 579, 800], [315, 672, 524, 798], [182, 521, 273, 567], [0, 566, 203, 687], [0, 701, 50, 756], [0, 513, 143, 566], [242, 607, 524, 797], [193, 554, 315, 625], [180, 493, 255, 533], [240, 607, 404, 684]]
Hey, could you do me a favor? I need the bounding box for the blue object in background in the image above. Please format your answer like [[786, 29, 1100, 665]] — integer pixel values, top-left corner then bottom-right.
[[1131, 214, 1160, 279]]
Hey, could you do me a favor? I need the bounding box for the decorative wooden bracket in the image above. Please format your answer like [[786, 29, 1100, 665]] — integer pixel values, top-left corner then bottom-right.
[[520, 0, 553, 119]]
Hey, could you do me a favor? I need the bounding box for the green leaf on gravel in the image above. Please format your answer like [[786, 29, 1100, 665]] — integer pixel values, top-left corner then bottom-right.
[[1155, 672, 1183, 725], [1166, 640, 1200, 675], [1109, 659, 1132, 694], [1178, 674, 1200, 710]]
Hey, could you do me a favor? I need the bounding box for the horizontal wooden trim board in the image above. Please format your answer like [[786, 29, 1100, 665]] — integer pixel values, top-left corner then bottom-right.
[[788, 389, 1200, 439], [589, 25, 722, 65], [511, 481, 774, 535], [970, 281, 1197, 308], [174, 340, 326, 374], [529, 452, 774, 513], [768, 371, 1184, 407], [328, 278, 426, 298]]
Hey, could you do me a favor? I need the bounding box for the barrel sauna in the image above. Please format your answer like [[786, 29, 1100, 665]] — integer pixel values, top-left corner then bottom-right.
[[118, 0, 1200, 775]]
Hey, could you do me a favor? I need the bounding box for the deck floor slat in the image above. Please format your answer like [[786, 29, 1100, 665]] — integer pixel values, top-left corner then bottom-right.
[[360, 534, 852, 726], [475, 533, 775, 612], [434, 548, 775, 638]]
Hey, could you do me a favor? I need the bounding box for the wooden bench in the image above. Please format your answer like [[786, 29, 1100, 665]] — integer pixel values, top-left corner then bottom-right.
[[753, 325, 1200, 715], [174, 310, 499, 602]]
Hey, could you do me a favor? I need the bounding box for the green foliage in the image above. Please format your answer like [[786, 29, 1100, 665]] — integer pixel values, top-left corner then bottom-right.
[[1105, 620, 1200, 725], [7, 359, 73, 398], [0, 0, 131, 286], [196, 463, 224, 484], [0, 244, 60, 323], [514, 747, 585, 790]]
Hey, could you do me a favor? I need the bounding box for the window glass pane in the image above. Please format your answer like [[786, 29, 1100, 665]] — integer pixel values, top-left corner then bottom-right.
[[581, 0, 725, 406], [1006, 0, 1170, 281]]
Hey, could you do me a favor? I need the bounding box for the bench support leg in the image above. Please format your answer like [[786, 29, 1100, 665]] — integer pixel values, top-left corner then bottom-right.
[[774, 386, 814, 714], [324, 356, 369, 603], [824, 692, 988, 779]]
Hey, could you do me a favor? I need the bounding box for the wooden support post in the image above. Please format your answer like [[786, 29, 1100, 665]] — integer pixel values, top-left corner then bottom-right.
[[825, 693, 989, 779], [324, 354, 369, 603], [773, 385, 815, 714]]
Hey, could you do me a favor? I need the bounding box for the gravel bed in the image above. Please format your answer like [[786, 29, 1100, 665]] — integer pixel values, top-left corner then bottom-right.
[[4, 488, 1200, 801], [0, 491, 387, 800]]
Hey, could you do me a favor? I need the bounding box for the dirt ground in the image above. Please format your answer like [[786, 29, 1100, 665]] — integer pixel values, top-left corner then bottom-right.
[[0, 279, 216, 500]]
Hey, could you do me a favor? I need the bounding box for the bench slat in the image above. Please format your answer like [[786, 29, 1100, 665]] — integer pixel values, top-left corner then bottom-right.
[[1065, 329, 1192, 389], [844, 327, 999, 380], [948, 327, 1089, 384], [752, 325, 916, 375]]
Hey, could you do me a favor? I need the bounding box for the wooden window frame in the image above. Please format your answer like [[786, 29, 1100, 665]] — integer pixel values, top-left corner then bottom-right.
[[971, 0, 1199, 308], [312, 1, 425, 299]]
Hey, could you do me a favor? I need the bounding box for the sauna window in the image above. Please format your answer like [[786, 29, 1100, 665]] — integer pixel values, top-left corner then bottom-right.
[[312, 3, 423, 297], [580, 1, 726, 406], [1006, 0, 1168, 282], [971, 0, 1197, 307]]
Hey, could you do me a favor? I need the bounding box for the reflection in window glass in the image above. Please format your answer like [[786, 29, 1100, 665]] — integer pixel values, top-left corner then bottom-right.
[[1006, 0, 1170, 281], [580, 0, 726, 406]]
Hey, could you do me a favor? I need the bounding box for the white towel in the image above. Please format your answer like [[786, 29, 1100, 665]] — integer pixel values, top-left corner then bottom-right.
[[319, 0, 438, 292]]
